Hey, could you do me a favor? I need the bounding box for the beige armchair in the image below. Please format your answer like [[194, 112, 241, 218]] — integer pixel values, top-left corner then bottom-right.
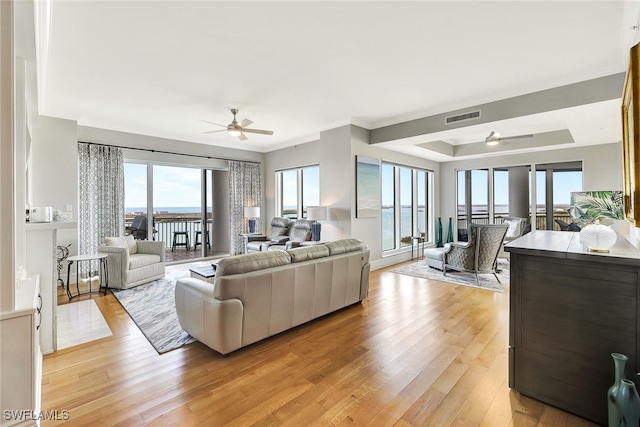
[[443, 223, 508, 286], [97, 235, 165, 289]]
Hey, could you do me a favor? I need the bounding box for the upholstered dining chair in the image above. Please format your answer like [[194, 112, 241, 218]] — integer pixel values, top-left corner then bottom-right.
[[443, 223, 509, 287]]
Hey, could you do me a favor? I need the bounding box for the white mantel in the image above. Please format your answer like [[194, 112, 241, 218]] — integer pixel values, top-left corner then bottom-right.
[[26, 221, 76, 354]]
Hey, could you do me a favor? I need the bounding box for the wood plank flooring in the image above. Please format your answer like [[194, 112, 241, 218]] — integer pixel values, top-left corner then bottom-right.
[[42, 262, 598, 426]]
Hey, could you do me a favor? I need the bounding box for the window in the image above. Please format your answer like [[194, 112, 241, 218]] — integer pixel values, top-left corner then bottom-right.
[[276, 165, 320, 219], [381, 162, 434, 253], [535, 162, 582, 229]]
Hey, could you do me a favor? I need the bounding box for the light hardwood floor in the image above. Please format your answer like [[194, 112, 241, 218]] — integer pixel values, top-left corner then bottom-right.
[[43, 263, 598, 426]]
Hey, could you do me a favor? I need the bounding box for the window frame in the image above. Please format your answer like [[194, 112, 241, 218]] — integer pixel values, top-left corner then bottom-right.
[[275, 164, 320, 220], [381, 161, 434, 255]]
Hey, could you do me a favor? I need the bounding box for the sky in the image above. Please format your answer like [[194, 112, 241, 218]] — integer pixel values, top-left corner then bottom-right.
[[457, 169, 583, 206], [125, 163, 320, 210], [125, 162, 582, 211]]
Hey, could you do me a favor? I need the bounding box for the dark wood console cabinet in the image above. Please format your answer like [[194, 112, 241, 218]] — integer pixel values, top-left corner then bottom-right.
[[505, 230, 640, 426]]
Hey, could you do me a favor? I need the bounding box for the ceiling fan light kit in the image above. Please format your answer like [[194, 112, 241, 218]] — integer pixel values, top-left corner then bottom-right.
[[202, 108, 274, 141], [484, 130, 533, 146]]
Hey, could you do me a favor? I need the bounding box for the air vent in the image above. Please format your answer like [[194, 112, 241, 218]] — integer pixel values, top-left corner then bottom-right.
[[445, 110, 481, 125]]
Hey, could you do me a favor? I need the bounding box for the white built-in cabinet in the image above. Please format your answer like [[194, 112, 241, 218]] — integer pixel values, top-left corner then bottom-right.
[[0, 275, 42, 427]]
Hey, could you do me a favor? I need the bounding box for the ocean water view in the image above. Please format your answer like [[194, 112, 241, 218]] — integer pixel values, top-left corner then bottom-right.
[[126, 207, 203, 214]]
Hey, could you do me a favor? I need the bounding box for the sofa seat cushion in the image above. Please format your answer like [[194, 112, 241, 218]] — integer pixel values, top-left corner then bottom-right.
[[104, 235, 138, 254], [129, 253, 161, 270]]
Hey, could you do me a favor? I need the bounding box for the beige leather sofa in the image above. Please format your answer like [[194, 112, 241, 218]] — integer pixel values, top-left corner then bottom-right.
[[97, 235, 165, 289], [175, 238, 370, 354]]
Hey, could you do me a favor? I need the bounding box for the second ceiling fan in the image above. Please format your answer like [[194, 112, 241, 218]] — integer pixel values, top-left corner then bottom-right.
[[202, 108, 274, 141], [484, 130, 533, 146]]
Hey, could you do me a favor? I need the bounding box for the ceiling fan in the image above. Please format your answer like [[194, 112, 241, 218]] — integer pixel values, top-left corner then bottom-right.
[[484, 130, 533, 146], [202, 108, 274, 141]]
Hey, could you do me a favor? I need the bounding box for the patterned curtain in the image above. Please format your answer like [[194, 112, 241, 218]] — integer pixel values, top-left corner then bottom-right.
[[78, 143, 125, 259], [229, 161, 262, 254]]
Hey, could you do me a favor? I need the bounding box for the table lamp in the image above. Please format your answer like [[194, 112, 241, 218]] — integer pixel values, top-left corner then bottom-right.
[[307, 206, 327, 241], [244, 207, 260, 233]]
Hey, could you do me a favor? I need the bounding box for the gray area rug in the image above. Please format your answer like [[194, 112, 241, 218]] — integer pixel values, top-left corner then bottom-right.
[[391, 259, 510, 292], [111, 262, 209, 353]]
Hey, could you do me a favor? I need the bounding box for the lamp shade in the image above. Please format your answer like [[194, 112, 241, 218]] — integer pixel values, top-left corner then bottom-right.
[[307, 206, 326, 221], [579, 221, 617, 253], [244, 207, 260, 218]]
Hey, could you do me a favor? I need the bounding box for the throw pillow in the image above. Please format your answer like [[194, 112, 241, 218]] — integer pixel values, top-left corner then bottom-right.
[[104, 235, 138, 254]]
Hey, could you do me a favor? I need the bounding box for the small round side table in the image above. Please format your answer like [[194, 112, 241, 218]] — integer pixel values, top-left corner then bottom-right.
[[65, 253, 109, 300]]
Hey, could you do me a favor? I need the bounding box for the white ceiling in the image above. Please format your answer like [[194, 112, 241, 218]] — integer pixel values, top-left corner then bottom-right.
[[37, 1, 640, 159]]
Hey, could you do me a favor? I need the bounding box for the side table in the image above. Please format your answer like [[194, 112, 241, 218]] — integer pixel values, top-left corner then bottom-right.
[[411, 236, 425, 261], [66, 253, 109, 300]]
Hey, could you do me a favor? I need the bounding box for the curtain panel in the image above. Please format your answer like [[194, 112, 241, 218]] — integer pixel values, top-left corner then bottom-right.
[[229, 161, 262, 255], [78, 143, 125, 261]]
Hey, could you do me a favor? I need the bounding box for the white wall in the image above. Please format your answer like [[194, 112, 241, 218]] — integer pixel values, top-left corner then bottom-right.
[[439, 142, 622, 229], [264, 124, 439, 268], [1, 0, 15, 312], [350, 126, 439, 268], [264, 125, 352, 242]]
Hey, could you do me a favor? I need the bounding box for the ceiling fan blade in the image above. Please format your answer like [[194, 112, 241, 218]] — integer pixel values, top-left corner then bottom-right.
[[501, 134, 533, 140], [237, 132, 248, 141], [240, 118, 254, 128], [201, 129, 227, 134], [242, 128, 274, 135], [200, 120, 227, 128]]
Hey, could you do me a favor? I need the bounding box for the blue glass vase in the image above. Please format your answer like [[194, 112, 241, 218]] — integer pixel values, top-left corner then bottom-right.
[[608, 352, 628, 427], [446, 217, 453, 243], [436, 217, 443, 247]]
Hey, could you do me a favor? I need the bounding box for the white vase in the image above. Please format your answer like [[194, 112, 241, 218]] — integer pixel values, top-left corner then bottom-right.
[[579, 221, 617, 253]]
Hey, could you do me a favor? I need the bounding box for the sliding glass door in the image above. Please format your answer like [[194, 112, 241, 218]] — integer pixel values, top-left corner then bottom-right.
[[124, 161, 227, 263]]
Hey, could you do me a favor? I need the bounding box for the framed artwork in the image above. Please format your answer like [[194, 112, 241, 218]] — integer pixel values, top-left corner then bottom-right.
[[569, 191, 623, 223], [623, 42, 640, 225], [355, 156, 380, 218]]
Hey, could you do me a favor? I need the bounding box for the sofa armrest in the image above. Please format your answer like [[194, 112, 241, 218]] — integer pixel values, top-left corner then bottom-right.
[[175, 278, 244, 355], [136, 240, 166, 261], [97, 245, 128, 288], [246, 235, 268, 242], [285, 241, 302, 250], [271, 235, 290, 244]]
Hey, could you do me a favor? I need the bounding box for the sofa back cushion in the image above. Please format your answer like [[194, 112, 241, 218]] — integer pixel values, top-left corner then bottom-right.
[[287, 245, 329, 262], [288, 219, 313, 242], [268, 217, 291, 241], [104, 235, 137, 254], [215, 250, 291, 278], [325, 238, 366, 255]]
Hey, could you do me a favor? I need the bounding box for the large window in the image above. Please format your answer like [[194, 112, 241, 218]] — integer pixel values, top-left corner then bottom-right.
[[536, 162, 583, 230], [276, 165, 320, 219], [381, 162, 433, 253], [124, 161, 220, 261]]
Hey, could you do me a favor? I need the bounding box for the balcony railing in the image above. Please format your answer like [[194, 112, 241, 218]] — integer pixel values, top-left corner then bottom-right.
[[125, 213, 212, 249], [457, 213, 572, 231]]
